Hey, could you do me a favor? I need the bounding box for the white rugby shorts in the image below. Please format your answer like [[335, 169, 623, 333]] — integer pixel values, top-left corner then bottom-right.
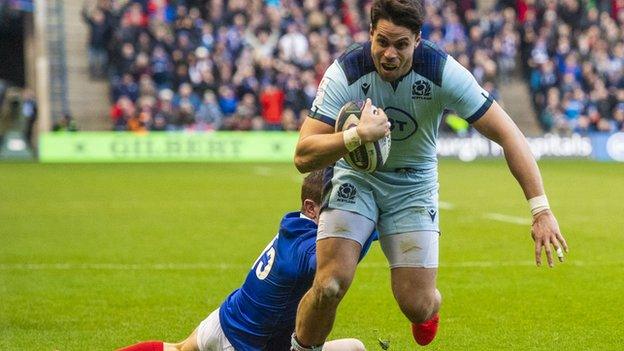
[[196, 308, 234, 351]]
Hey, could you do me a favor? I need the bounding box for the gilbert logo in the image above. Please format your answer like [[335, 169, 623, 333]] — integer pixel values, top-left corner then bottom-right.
[[412, 80, 431, 100]]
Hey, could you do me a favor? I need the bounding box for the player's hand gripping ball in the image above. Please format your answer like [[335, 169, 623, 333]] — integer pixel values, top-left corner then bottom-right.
[[335, 101, 391, 172]]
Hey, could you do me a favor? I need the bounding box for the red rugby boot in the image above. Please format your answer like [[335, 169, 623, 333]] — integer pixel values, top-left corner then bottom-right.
[[411, 313, 439, 346]]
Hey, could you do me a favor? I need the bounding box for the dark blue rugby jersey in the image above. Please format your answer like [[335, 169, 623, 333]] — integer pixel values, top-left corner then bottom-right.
[[219, 211, 377, 351]]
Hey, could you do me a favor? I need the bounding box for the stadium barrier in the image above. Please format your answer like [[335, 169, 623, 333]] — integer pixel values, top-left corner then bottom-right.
[[38, 131, 624, 163]]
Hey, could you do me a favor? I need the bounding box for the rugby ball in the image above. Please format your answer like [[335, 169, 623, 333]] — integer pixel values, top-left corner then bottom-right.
[[335, 101, 391, 173]]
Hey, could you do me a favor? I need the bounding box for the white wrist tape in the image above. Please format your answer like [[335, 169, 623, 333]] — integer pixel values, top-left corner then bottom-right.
[[528, 195, 550, 216], [343, 127, 362, 152], [291, 334, 324, 351]]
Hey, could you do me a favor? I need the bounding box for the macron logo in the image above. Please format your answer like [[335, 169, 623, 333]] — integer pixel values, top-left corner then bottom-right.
[[361, 82, 370, 95], [428, 208, 437, 222]]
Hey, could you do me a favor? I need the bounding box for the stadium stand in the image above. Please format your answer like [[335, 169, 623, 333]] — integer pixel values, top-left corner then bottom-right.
[[518, 0, 624, 133], [83, 0, 623, 133]]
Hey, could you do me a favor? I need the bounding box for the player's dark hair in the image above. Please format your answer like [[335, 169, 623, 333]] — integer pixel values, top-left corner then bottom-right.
[[371, 0, 424, 34], [301, 170, 324, 206]]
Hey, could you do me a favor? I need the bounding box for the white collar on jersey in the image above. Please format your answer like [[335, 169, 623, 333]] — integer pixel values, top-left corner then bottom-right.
[[299, 213, 314, 222]]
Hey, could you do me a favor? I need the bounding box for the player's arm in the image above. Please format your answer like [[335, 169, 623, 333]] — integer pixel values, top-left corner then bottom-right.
[[472, 102, 543, 200], [295, 99, 388, 173], [472, 102, 568, 267], [441, 55, 568, 267]]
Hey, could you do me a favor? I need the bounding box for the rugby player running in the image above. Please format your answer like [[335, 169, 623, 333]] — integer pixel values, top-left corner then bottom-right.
[[117, 171, 376, 351], [291, 0, 569, 349]]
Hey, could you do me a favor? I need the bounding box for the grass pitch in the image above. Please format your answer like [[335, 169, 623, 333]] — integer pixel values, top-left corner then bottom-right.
[[1, 160, 623, 350]]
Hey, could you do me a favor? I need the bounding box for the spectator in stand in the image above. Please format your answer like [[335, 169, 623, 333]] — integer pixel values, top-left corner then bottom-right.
[[153, 89, 175, 131], [176, 101, 196, 129], [281, 108, 299, 131], [562, 87, 586, 132], [540, 87, 565, 132], [112, 73, 139, 102], [225, 93, 259, 131], [151, 45, 172, 89], [246, 26, 279, 63], [82, 3, 111, 78], [217, 86, 238, 117], [115, 42, 137, 78], [278, 22, 309, 63], [147, 0, 174, 23], [196, 91, 223, 131], [123, 2, 148, 29], [21, 89, 37, 147], [260, 83, 284, 131], [283, 77, 307, 114], [111, 96, 135, 131], [172, 63, 191, 89], [173, 83, 201, 113]]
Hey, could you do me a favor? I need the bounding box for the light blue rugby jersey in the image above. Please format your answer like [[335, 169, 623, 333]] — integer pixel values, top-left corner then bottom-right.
[[309, 40, 493, 171]]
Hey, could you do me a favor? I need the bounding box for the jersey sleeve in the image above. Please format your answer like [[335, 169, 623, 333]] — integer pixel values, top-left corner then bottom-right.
[[308, 61, 351, 127], [440, 56, 494, 124]]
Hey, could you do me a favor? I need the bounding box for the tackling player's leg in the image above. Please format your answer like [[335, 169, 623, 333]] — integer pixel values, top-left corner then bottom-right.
[[116, 329, 201, 351], [116, 308, 230, 351]]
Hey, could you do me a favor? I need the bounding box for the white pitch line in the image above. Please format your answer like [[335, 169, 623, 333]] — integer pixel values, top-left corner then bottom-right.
[[0, 263, 249, 271], [483, 212, 532, 226], [252, 166, 273, 177], [361, 260, 600, 268], [438, 201, 455, 210], [0, 260, 617, 271]]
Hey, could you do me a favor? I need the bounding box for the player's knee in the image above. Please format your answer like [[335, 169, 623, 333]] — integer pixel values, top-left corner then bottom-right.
[[313, 276, 350, 306], [399, 292, 438, 324]]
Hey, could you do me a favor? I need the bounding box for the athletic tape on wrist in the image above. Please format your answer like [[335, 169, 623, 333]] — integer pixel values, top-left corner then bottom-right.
[[343, 127, 362, 152], [528, 195, 550, 216], [291, 334, 324, 351]]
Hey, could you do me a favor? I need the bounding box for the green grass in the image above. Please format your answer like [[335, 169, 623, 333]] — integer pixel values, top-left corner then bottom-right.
[[1, 160, 623, 350]]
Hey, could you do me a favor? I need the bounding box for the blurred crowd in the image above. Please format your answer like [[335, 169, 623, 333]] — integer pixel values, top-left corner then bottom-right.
[[421, 0, 518, 104], [81, 0, 623, 134], [517, 0, 624, 133], [82, 0, 355, 131]]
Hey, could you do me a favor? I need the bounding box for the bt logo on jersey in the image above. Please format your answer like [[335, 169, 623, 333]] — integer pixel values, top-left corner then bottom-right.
[[385, 106, 418, 141]]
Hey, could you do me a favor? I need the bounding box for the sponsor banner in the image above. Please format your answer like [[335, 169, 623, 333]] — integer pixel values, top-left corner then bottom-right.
[[38, 131, 624, 163], [438, 133, 595, 161], [595, 132, 624, 162], [39, 132, 299, 163]]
